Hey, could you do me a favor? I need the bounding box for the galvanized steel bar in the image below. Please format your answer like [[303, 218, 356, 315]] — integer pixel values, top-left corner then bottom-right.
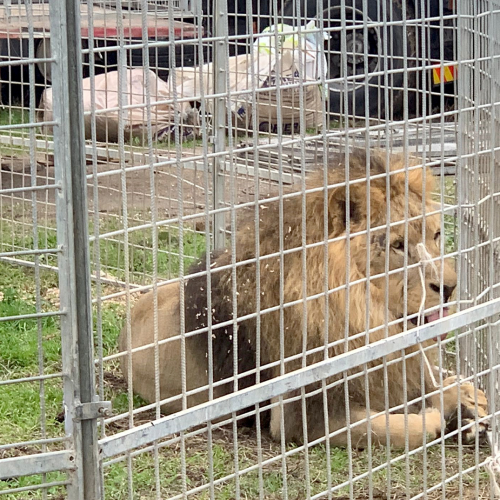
[[49, 0, 100, 497], [0, 480, 71, 496], [212, 0, 228, 250], [0, 451, 75, 481]]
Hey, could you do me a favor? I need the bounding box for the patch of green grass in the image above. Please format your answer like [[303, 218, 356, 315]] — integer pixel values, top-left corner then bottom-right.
[[0, 107, 33, 155], [98, 433, 490, 499], [0, 107, 30, 128], [0, 380, 64, 445], [0, 215, 203, 454], [0, 215, 206, 286], [0, 265, 64, 447], [0, 471, 67, 500], [0, 257, 138, 451], [0, 218, 60, 269], [441, 175, 458, 254], [93, 221, 207, 285], [0, 287, 60, 374]]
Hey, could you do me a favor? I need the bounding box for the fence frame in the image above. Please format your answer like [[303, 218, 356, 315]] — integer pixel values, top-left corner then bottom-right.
[[458, 0, 500, 412], [50, 0, 109, 497]]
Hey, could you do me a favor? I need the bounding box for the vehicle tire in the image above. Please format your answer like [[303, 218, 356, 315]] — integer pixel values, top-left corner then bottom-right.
[[282, 0, 406, 119], [0, 38, 46, 107]]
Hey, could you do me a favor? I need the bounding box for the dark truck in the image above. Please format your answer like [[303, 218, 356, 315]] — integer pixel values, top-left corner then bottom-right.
[[191, 0, 457, 118], [277, 0, 457, 118]]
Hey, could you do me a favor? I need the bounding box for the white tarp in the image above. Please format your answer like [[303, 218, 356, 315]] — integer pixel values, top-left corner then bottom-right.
[[39, 22, 329, 141], [171, 21, 329, 133], [39, 68, 196, 143]]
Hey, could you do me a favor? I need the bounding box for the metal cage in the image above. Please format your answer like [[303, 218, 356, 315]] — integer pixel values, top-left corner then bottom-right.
[[0, 0, 499, 499]]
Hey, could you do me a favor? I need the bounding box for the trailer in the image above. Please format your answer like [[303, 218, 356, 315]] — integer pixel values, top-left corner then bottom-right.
[[0, 0, 203, 105]]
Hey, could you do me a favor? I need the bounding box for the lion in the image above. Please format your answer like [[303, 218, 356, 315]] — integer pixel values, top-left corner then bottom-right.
[[119, 150, 488, 449]]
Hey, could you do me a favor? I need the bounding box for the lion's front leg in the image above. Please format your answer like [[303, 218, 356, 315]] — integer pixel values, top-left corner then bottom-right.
[[269, 397, 444, 450], [429, 376, 489, 444], [327, 407, 443, 450]]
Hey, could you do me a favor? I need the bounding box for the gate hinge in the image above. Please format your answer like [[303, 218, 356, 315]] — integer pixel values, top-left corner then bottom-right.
[[75, 401, 112, 420]]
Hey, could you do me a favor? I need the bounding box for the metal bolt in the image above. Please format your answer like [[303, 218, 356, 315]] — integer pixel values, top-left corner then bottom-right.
[[98, 406, 111, 417]]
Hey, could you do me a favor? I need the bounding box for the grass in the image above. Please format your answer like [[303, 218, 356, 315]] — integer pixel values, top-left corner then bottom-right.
[[0, 213, 207, 286], [92, 220, 207, 285], [438, 175, 458, 254], [0, 178, 493, 499], [97, 438, 492, 499], [0, 107, 32, 156], [0, 215, 206, 497], [0, 107, 30, 130], [0, 235, 200, 498]]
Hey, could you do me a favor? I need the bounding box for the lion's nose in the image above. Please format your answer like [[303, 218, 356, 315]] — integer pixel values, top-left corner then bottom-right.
[[443, 284, 456, 302], [430, 283, 456, 302]]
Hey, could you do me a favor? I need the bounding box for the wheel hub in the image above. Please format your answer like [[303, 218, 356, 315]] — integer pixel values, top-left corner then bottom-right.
[[322, 6, 380, 93]]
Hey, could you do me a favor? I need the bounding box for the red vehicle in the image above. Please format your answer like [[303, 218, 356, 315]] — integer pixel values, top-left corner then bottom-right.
[[0, 1, 203, 105]]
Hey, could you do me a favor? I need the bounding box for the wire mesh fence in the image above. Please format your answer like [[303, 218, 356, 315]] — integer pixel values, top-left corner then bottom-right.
[[0, 0, 499, 499]]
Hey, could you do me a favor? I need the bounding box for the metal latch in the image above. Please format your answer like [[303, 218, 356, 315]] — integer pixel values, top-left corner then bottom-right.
[[75, 401, 112, 420]]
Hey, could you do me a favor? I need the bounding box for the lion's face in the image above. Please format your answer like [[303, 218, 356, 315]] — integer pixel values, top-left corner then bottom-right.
[[356, 201, 457, 338], [321, 155, 458, 339], [313, 153, 457, 341]]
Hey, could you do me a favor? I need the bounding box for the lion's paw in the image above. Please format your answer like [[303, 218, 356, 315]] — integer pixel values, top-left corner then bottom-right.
[[442, 377, 489, 444], [446, 411, 489, 444]]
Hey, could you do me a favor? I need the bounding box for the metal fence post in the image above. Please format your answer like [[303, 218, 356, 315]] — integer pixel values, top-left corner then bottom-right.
[[458, 0, 500, 428], [212, 0, 228, 250], [50, 0, 104, 498]]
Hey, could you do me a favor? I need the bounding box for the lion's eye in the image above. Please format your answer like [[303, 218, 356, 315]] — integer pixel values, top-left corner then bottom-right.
[[392, 239, 405, 252], [434, 231, 441, 241]]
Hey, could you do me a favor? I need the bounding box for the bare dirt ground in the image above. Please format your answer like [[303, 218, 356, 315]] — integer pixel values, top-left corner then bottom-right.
[[0, 148, 278, 225]]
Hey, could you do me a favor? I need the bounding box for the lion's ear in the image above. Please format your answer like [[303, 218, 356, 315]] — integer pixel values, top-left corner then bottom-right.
[[327, 184, 365, 235], [389, 163, 435, 200]]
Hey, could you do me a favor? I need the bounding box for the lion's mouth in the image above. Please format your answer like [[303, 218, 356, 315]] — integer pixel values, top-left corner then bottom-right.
[[409, 307, 449, 341]]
